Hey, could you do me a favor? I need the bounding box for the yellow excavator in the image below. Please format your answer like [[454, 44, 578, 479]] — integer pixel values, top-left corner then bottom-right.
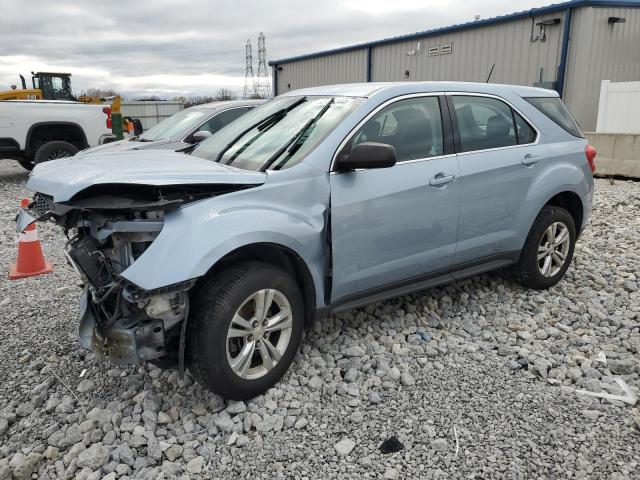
[[0, 72, 107, 103]]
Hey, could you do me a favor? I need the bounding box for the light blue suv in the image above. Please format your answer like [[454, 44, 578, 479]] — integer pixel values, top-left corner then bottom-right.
[[21, 82, 595, 399]]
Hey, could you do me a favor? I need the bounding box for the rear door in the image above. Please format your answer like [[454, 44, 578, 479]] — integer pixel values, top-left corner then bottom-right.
[[330, 94, 460, 302], [447, 93, 549, 266]]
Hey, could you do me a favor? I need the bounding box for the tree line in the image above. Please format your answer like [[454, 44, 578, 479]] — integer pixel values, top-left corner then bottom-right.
[[77, 87, 268, 106]]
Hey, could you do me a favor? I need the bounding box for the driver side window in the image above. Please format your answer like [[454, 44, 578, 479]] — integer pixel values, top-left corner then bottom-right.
[[346, 96, 444, 163]]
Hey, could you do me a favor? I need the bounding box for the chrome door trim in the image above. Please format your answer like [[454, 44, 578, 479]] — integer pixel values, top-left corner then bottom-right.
[[330, 92, 446, 173]]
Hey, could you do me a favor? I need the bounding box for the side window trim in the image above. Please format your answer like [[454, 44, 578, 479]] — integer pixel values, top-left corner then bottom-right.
[[510, 109, 520, 144], [330, 92, 456, 172], [445, 92, 540, 155], [439, 94, 456, 156], [444, 95, 463, 154]]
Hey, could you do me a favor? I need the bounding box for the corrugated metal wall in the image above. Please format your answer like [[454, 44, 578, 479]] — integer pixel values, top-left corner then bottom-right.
[[370, 12, 564, 85], [273, 6, 640, 130], [564, 7, 640, 131], [120, 101, 184, 130], [275, 49, 367, 94], [275, 13, 566, 95]]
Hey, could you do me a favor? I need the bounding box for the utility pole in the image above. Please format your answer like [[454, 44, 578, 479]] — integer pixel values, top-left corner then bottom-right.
[[243, 39, 255, 99], [255, 32, 271, 98]]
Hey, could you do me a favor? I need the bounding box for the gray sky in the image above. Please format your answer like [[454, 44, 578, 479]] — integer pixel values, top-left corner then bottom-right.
[[0, 0, 550, 99]]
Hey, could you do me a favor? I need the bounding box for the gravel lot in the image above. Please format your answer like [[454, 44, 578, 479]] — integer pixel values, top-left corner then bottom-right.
[[0, 159, 639, 480]]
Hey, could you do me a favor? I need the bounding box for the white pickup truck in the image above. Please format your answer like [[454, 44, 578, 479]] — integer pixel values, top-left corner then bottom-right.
[[0, 99, 113, 170]]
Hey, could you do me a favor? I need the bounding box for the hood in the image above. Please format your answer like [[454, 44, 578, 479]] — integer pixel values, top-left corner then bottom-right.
[[27, 150, 267, 202], [76, 138, 172, 156]]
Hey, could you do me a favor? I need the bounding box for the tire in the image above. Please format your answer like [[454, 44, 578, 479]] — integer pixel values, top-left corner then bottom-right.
[[33, 141, 79, 165], [187, 261, 304, 400], [515, 205, 576, 289], [17, 158, 34, 171]]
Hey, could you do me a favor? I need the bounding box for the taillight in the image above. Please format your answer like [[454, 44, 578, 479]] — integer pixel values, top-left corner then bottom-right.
[[585, 144, 596, 173], [102, 106, 112, 129]]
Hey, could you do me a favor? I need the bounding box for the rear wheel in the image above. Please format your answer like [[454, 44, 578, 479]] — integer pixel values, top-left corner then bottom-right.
[[515, 205, 576, 289], [187, 262, 304, 400], [33, 141, 79, 165]]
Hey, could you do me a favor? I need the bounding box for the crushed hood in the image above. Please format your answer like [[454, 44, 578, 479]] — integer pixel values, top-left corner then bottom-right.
[[27, 150, 267, 202], [75, 138, 171, 156]]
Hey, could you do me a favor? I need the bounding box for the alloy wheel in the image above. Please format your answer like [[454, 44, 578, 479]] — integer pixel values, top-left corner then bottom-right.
[[226, 289, 293, 380], [537, 221, 570, 277], [46, 150, 72, 160]]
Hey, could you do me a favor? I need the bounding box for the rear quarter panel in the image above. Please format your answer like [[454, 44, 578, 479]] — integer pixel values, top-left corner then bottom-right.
[[500, 91, 593, 247], [514, 137, 592, 249]]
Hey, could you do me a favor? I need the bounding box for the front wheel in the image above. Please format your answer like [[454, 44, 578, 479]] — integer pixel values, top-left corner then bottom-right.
[[515, 205, 576, 289], [187, 262, 304, 400]]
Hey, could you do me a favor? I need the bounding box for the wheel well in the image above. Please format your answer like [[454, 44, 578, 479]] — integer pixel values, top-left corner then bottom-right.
[[545, 191, 584, 235], [197, 243, 317, 325], [26, 123, 87, 156]]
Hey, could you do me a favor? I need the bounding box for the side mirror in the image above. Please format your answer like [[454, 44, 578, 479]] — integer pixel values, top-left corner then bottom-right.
[[191, 130, 213, 143], [335, 142, 397, 171]]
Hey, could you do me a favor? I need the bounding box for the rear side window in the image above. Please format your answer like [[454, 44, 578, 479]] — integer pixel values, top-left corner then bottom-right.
[[452, 96, 537, 152], [525, 97, 584, 138], [452, 96, 516, 152]]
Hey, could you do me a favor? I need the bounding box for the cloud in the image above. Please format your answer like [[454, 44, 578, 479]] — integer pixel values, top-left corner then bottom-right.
[[0, 0, 550, 98]]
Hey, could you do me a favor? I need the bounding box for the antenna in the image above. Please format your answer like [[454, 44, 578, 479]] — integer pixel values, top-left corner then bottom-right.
[[485, 63, 495, 83], [255, 32, 272, 98], [243, 39, 255, 99]]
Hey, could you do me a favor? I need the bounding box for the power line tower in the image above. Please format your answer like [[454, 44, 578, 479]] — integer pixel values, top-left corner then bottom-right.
[[255, 32, 271, 98], [243, 39, 255, 99]]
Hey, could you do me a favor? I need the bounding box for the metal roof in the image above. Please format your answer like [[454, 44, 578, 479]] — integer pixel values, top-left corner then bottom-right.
[[269, 0, 640, 66]]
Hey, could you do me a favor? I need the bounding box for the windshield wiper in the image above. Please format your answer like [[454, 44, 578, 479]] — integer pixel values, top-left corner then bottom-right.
[[260, 98, 335, 172], [213, 96, 307, 163]]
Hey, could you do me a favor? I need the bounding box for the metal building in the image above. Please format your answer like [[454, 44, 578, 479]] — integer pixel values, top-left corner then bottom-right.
[[269, 0, 640, 131]]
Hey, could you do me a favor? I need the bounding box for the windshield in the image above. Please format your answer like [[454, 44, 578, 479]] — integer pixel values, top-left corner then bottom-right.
[[191, 96, 364, 171], [138, 108, 208, 142]]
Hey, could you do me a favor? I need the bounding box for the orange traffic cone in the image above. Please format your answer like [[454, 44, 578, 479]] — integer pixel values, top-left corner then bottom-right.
[[9, 199, 53, 279]]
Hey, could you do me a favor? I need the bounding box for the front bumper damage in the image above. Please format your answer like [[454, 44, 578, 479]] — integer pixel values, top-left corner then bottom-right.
[[67, 232, 195, 367], [23, 191, 198, 367], [78, 284, 191, 365], [21, 152, 268, 368]]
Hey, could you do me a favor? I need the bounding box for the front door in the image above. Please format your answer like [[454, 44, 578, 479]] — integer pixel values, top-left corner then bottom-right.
[[330, 95, 460, 302]]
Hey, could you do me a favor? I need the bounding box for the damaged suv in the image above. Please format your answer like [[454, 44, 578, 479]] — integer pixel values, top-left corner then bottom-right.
[[19, 82, 594, 399]]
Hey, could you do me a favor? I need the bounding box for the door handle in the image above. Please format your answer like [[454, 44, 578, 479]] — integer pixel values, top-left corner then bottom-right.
[[522, 154, 540, 166], [429, 174, 455, 186]]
